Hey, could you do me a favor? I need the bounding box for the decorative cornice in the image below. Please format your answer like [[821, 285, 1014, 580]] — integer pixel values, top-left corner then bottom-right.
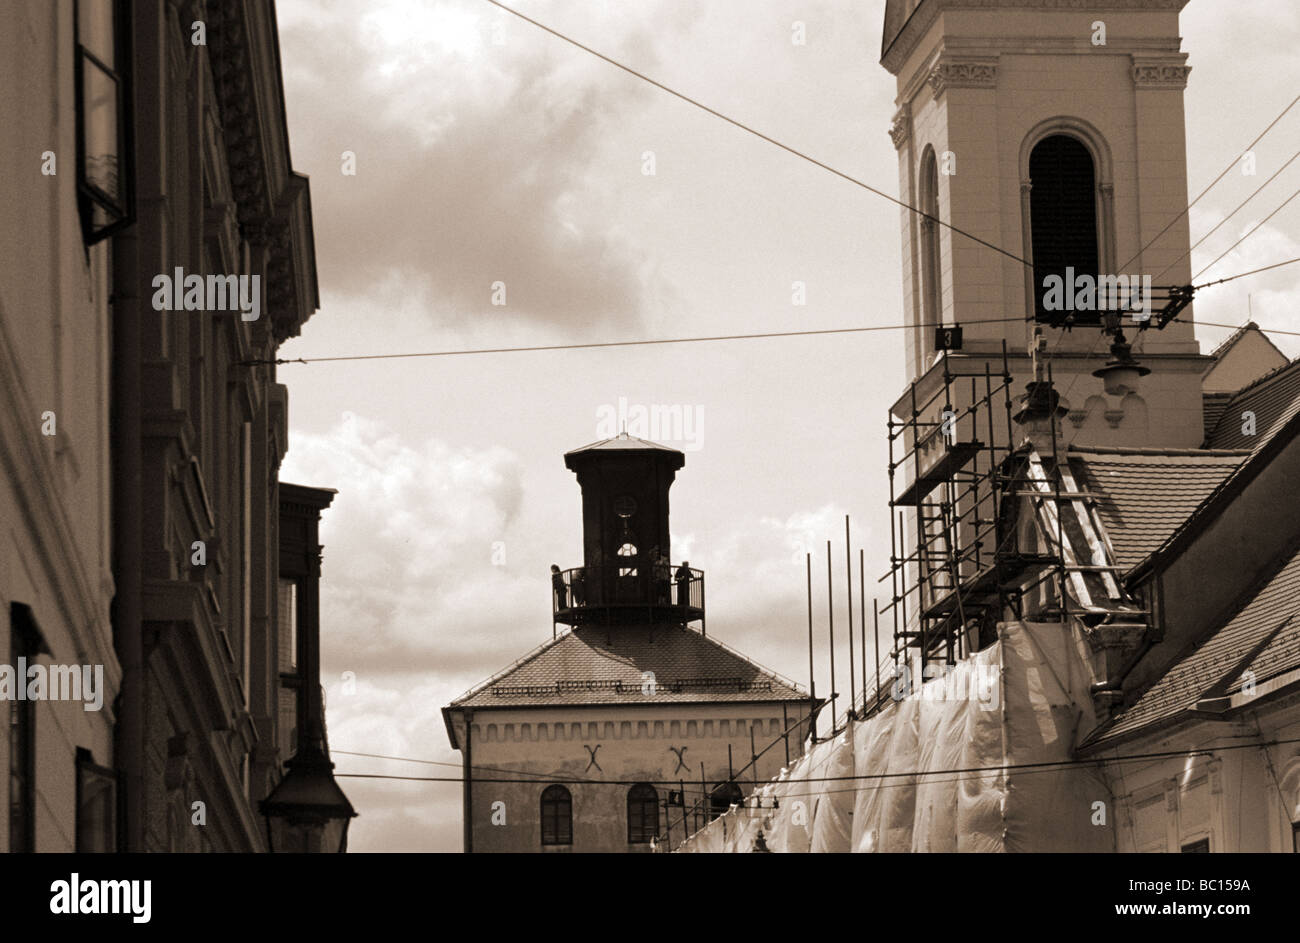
[[1132, 55, 1191, 88], [927, 57, 998, 99], [882, 0, 1191, 75], [889, 104, 911, 149]]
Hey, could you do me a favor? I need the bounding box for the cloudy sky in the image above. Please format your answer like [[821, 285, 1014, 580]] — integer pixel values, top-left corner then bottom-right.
[[271, 0, 1300, 851]]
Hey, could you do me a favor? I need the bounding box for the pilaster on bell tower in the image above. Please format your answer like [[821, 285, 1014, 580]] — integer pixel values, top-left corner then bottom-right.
[[882, 0, 1209, 450], [552, 433, 704, 631]]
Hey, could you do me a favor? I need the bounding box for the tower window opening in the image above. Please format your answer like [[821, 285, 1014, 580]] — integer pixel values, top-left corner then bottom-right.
[[617, 542, 638, 577], [1029, 134, 1101, 325]]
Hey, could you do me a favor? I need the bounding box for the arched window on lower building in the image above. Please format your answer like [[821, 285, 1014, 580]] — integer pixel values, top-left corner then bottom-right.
[[627, 784, 659, 844], [1029, 133, 1101, 326], [540, 784, 573, 847], [709, 782, 744, 821]]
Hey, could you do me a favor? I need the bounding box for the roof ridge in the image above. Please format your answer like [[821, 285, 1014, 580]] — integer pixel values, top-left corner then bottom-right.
[[1068, 445, 1250, 458], [1084, 539, 1300, 750], [1131, 401, 1300, 579], [447, 631, 572, 706], [1204, 320, 1256, 363]]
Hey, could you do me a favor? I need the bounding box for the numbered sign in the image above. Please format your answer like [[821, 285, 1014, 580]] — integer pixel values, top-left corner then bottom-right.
[[935, 325, 963, 351]]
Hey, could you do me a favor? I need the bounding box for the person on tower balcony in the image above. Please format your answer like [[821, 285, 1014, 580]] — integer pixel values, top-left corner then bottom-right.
[[652, 548, 670, 604], [674, 561, 691, 607], [551, 564, 567, 610]]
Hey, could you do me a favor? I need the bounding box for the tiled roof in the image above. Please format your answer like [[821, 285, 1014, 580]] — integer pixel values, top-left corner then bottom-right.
[[1201, 392, 1233, 440], [448, 625, 809, 709], [1206, 358, 1300, 453], [1087, 540, 1300, 746], [1068, 448, 1248, 571]]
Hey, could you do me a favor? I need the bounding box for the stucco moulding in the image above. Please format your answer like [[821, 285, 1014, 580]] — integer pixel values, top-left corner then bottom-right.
[[889, 105, 912, 149], [927, 58, 999, 99], [1131, 58, 1192, 88]]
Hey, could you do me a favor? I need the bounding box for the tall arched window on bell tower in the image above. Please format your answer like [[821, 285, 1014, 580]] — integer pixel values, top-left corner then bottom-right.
[[1028, 134, 1101, 325], [918, 147, 942, 328]]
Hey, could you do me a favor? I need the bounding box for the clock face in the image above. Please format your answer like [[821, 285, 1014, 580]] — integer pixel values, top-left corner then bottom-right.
[[614, 495, 638, 519]]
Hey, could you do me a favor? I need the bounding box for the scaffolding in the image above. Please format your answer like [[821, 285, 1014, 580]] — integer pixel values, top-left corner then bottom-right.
[[881, 340, 1149, 693], [884, 341, 1022, 678]]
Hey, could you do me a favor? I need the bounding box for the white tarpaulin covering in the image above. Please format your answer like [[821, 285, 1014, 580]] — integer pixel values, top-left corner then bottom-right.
[[675, 620, 1115, 852], [852, 640, 1003, 852], [808, 730, 854, 852]]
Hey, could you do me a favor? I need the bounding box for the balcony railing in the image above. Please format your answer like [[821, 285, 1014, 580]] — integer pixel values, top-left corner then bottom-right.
[[551, 565, 704, 628]]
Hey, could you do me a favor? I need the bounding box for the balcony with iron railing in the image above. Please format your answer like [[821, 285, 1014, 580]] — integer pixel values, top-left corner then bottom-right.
[[551, 565, 704, 630]]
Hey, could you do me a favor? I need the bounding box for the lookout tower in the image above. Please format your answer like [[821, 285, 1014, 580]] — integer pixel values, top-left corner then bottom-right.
[[553, 433, 704, 631]]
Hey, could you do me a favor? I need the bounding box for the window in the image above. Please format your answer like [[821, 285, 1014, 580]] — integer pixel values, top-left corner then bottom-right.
[[277, 579, 300, 761], [75, 0, 133, 244], [918, 147, 942, 327], [1180, 838, 1210, 853], [540, 784, 572, 846], [1029, 134, 1100, 326], [278, 579, 299, 673], [75, 749, 117, 852], [709, 782, 744, 821], [9, 604, 46, 853], [627, 784, 659, 844], [616, 542, 638, 577]]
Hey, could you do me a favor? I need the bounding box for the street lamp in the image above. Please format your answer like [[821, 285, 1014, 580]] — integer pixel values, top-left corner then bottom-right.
[[260, 737, 357, 853]]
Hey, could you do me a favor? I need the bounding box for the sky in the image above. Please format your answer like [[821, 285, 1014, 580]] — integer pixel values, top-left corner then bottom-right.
[[271, 0, 1300, 851]]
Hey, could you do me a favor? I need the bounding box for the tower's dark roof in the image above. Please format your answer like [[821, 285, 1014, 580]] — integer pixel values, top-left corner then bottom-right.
[[564, 433, 683, 457], [446, 625, 808, 711]]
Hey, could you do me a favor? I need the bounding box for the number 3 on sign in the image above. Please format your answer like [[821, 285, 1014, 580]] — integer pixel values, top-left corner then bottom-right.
[[935, 325, 963, 351]]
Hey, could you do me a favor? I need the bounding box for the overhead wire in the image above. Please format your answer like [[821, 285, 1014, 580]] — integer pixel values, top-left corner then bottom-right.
[[331, 734, 1300, 788], [1152, 148, 1300, 284], [1117, 91, 1300, 273], [478, 0, 1034, 272]]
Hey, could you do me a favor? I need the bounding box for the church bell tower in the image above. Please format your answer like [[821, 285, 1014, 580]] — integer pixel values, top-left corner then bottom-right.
[[882, 0, 1206, 449]]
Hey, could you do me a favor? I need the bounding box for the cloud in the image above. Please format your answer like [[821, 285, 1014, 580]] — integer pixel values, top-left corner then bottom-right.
[[280, 411, 543, 678], [276, 0, 681, 333]]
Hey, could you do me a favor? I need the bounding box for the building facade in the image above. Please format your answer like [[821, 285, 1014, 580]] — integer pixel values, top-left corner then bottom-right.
[[1, 0, 123, 855], [1, 0, 349, 852], [445, 435, 816, 853]]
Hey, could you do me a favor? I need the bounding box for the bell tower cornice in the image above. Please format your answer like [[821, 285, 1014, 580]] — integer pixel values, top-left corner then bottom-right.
[[882, 0, 1191, 76]]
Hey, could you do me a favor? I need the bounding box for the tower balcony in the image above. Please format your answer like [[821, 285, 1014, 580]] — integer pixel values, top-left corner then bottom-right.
[[552, 565, 704, 629]]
